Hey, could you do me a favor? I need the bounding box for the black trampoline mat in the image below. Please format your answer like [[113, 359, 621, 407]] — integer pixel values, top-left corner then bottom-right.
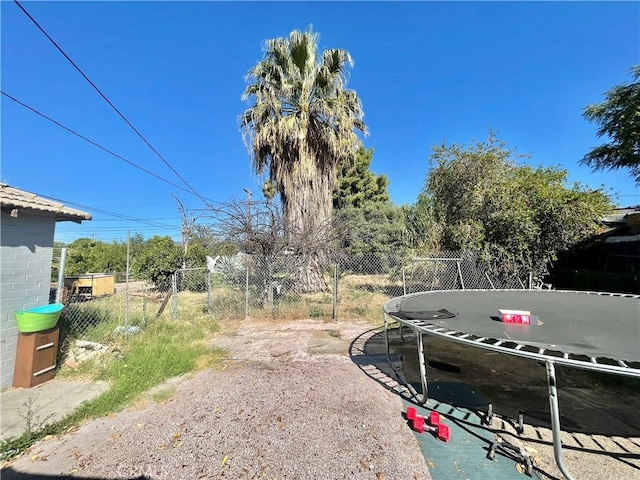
[[390, 290, 640, 363]]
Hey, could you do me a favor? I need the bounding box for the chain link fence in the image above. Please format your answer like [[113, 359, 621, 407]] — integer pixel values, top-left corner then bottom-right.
[[55, 249, 534, 346]]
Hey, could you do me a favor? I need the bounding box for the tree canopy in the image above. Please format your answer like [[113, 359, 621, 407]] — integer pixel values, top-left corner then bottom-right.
[[240, 28, 367, 292], [65, 238, 127, 276], [333, 147, 389, 209], [132, 236, 182, 288], [335, 203, 408, 274], [412, 132, 613, 278], [62, 234, 221, 287], [581, 65, 640, 185]]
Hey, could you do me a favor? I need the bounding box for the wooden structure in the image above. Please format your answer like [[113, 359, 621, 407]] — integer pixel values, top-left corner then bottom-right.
[[64, 274, 115, 301], [13, 325, 60, 388]]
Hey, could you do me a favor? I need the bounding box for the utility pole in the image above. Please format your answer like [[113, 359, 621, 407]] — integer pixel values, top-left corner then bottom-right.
[[173, 194, 197, 270], [243, 188, 252, 232]]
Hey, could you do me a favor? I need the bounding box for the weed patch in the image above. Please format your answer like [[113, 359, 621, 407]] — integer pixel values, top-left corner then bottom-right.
[[0, 318, 225, 462]]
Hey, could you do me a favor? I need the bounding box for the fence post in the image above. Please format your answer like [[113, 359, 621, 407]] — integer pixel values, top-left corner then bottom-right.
[[332, 263, 338, 321], [172, 272, 178, 321], [402, 266, 406, 296], [55, 247, 67, 303], [456, 260, 465, 290], [143, 294, 147, 324], [206, 272, 212, 315], [245, 264, 249, 319]]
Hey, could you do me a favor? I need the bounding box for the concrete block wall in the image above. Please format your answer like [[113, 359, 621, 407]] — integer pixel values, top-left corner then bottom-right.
[[0, 211, 55, 390]]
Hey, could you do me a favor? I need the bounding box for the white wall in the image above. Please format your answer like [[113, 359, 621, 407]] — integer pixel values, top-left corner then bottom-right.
[[0, 211, 55, 389]]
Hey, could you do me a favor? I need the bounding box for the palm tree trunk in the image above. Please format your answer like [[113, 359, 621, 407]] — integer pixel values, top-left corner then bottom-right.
[[294, 251, 327, 293], [283, 156, 332, 293]]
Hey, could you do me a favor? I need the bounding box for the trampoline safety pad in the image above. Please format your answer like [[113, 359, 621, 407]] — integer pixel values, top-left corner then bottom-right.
[[403, 399, 542, 480]]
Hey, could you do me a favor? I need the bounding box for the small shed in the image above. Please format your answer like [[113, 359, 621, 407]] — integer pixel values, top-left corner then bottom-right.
[[0, 184, 91, 390], [64, 273, 115, 300]]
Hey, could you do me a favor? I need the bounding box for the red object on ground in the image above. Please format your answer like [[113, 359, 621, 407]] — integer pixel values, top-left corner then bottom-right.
[[413, 415, 425, 433], [406, 406, 417, 421], [436, 423, 450, 442], [406, 409, 451, 442], [429, 411, 441, 426]]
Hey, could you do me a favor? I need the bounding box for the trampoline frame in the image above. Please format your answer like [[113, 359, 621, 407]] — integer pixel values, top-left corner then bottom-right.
[[383, 289, 640, 480]]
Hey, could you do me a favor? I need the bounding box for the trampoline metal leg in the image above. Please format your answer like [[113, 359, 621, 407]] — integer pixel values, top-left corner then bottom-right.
[[546, 361, 575, 480], [384, 313, 391, 364], [417, 332, 429, 405], [384, 317, 425, 403]]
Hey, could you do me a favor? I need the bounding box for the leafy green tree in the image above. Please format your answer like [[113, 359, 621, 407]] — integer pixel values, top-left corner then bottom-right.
[[403, 195, 442, 253], [581, 65, 640, 185], [336, 203, 408, 273], [417, 132, 613, 278], [65, 238, 97, 275], [65, 238, 126, 275], [185, 239, 210, 268], [132, 236, 182, 288], [333, 147, 389, 209], [241, 28, 367, 292]]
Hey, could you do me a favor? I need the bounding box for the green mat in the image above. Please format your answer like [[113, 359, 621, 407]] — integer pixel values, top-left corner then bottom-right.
[[403, 383, 541, 480]]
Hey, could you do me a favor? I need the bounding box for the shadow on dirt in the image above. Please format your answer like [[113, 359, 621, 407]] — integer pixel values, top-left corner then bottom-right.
[[349, 325, 640, 479], [349, 326, 640, 438], [0, 470, 148, 480]]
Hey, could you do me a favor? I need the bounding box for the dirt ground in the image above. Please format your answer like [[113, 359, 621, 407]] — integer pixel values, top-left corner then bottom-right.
[[2, 318, 429, 480], [3, 316, 639, 480], [215, 317, 640, 479]]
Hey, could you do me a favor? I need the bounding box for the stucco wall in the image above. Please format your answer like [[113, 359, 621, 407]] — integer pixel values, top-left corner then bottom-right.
[[0, 211, 55, 389]]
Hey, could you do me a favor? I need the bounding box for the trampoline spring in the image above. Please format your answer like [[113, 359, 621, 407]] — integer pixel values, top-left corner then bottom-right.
[[483, 403, 494, 425], [517, 411, 525, 435], [618, 360, 629, 368]]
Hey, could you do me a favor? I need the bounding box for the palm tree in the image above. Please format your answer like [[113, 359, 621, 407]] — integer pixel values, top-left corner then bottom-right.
[[241, 28, 367, 292]]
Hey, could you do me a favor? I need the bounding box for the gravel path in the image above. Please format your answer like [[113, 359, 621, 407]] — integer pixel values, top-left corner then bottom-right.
[[3, 320, 431, 480]]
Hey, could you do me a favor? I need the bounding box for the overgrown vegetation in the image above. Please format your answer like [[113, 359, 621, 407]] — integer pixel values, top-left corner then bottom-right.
[[407, 132, 613, 279], [0, 317, 225, 462]]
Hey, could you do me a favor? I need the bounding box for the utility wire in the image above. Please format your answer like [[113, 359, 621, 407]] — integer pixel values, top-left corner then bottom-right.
[[13, 0, 211, 207], [1, 91, 210, 200], [44, 195, 179, 229]]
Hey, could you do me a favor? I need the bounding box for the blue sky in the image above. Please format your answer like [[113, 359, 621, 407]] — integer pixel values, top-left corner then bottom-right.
[[2, 1, 639, 244]]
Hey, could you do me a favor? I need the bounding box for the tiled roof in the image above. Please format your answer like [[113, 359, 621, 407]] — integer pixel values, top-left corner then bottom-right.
[[0, 184, 92, 223]]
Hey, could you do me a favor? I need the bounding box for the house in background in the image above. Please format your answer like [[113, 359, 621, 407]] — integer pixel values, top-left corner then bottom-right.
[[0, 184, 91, 390], [550, 205, 640, 294]]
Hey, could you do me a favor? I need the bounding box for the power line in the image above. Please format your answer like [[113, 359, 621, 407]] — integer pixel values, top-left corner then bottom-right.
[[13, 0, 211, 207], [90, 217, 180, 222], [43, 195, 178, 229], [1, 90, 210, 200]]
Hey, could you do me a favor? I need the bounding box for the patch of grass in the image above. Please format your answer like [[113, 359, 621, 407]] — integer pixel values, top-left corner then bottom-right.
[[309, 305, 325, 318], [326, 329, 342, 338], [0, 317, 225, 462], [149, 387, 176, 404], [208, 288, 245, 321]]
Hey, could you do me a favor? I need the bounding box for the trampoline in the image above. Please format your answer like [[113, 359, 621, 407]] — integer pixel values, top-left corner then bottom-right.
[[383, 289, 640, 480]]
